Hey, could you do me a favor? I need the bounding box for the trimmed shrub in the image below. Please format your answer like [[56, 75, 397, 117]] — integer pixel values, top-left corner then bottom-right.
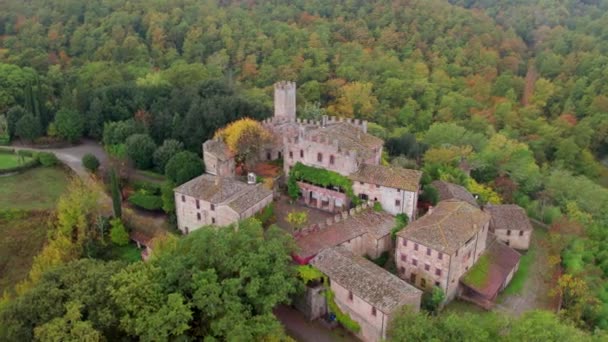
[[37, 152, 58, 166], [132, 180, 161, 194], [82, 153, 100, 173], [128, 191, 163, 211], [110, 218, 130, 246]]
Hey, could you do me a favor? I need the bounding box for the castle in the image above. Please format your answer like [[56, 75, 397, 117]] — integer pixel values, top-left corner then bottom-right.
[[173, 81, 530, 342]]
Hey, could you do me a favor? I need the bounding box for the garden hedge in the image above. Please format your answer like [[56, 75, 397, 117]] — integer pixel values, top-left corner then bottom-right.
[[128, 191, 163, 211]]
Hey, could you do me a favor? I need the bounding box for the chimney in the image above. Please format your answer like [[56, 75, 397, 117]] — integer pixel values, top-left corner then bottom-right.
[[322, 115, 328, 127], [247, 172, 257, 185]]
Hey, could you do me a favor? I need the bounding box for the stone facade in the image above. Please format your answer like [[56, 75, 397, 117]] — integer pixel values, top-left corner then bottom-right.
[[485, 204, 533, 250], [312, 247, 422, 342], [395, 200, 491, 301], [203, 139, 235, 178], [352, 181, 418, 219], [274, 81, 296, 120]]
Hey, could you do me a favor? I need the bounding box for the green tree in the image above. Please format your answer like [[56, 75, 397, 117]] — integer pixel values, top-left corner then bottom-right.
[[109, 218, 129, 246], [125, 134, 156, 170], [165, 151, 203, 185], [421, 286, 445, 315], [34, 301, 102, 342], [15, 113, 42, 142], [82, 154, 100, 173], [110, 169, 122, 219], [53, 109, 84, 143], [153, 139, 184, 172]]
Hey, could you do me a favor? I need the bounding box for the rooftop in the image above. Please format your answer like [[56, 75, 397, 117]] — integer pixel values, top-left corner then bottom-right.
[[431, 180, 479, 208], [485, 204, 533, 232], [460, 233, 521, 299], [307, 122, 383, 160], [311, 247, 422, 314], [397, 199, 490, 254], [174, 174, 249, 203], [295, 209, 395, 260], [350, 164, 422, 191], [203, 139, 233, 161], [227, 184, 273, 214]]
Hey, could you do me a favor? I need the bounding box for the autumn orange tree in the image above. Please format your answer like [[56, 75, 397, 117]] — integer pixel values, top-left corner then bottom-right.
[[214, 118, 272, 170]]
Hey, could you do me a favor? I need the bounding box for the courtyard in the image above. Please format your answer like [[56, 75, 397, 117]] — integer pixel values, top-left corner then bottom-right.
[[274, 195, 334, 233]]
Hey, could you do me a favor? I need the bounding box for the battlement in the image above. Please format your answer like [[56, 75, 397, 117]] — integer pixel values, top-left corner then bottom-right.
[[294, 200, 374, 237], [274, 81, 296, 90]]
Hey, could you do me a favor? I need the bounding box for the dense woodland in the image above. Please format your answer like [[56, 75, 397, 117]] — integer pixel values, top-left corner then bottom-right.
[[1, 0, 608, 339]]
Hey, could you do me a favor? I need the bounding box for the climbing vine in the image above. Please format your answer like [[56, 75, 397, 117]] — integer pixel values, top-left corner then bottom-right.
[[288, 162, 360, 204]]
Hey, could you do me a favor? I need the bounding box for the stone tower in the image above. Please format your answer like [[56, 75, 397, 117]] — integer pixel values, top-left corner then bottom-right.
[[274, 81, 296, 120]]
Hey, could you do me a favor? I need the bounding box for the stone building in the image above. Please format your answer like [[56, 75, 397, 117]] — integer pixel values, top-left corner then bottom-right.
[[173, 174, 272, 234], [350, 164, 422, 219], [312, 247, 422, 342], [293, 208, 396, 264], [431, 180, 479, 208], [395, 199, 491, 301], [484, 204, 533, 250], [203, 138, 235, 178]]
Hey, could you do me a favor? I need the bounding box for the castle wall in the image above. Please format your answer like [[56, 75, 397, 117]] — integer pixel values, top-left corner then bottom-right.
[[352, 182, 418, 219], [274, 81, 296, 120]]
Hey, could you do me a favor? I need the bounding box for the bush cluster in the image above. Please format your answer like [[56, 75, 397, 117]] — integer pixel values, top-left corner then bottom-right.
[[128, 191, 163, 211]]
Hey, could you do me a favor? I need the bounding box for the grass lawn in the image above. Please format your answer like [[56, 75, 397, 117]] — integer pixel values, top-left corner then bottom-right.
[[112, 244, 142, 262], [0, 153, 33, 169], [0, 211, 50, 294], [0, 167, 71, 210]]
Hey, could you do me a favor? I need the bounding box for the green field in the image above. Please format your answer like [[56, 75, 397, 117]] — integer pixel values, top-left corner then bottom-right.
[[0, 167, 71, 210], [0, 153, 33, 170], [0, 211, 50, 294]]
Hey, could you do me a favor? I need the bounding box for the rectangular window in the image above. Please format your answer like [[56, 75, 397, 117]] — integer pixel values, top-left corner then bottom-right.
[[410, 273, 416, 283], [438, 252, 443, 260], [435, 281, 440, 287], [181, 195, 185, 202], [395, 199, 401, 207], [506, 241, 510, 246], [212, 217, 216, 224], [435, 268, 442, 276], [400, 266, 405, 274], [376, 184, 380, 188], [412, 258, 418, 266], [414, 243, 419, 251], [330, 155, 335, 165], [519, 230, 524, 236], [402, 239, 407, 247], [507, 230, 511, 236], [197, 213, 201, 221], [196, 200, 200, 209], [421, 278, 427, 288], [210, 204, 215, 211], [360, 181, 364, 185], [317, 153, 323, 162], [300, 150, 304, 158], [348, 291, 353, 301], [371, 307, 377, 316], [426, 248, 431, 256], [289, 151, 293, 159], [424, 264, 430, 271], [400, 254, 407, 262]]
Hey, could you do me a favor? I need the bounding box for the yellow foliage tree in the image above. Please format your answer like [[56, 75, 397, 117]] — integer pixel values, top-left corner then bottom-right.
[[327, 82, 378, 119], [214, 118, 272, 168], [424, 145, 473, 166], [466, 178, 501, 205]]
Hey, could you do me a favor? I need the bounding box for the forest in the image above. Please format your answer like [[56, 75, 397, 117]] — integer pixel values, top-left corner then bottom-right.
[[1, 0, 608, 339]]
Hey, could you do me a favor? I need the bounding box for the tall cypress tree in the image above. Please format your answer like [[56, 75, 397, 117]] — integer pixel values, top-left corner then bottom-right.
[[110, 169, 122, 219]]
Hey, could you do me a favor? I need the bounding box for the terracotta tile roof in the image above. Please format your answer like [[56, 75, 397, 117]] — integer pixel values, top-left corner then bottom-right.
[[460, 233, 521, 299], [350, 164, 422, 191], [174, 174, 249, 203], [203, 139, 233, 161], [485, 204, 533, 232], [295, 209, 395, 260], [397, 200, 490, 254], [308, 122, 383, 160], [227, 184, 273, 214], [311, 247, 422, 314], [431, 180, 478, 207]]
